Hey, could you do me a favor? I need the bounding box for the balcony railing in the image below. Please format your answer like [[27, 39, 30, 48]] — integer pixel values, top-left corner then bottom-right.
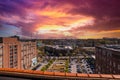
[[0, 68, 120, 80]]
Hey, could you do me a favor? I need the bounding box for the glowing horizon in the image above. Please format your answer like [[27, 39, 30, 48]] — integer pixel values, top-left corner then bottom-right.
[[0, 0, 120, 39]]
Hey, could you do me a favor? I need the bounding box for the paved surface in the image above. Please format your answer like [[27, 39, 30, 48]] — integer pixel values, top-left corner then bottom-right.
[[71, 60, 77, 73], [36, 61, 48, 70], [35, 56, 93, 73], [50, 56, 86, 59], [36, 63, 45, 70], [47, 60, 57, 72], [48, 60, 56, 69]]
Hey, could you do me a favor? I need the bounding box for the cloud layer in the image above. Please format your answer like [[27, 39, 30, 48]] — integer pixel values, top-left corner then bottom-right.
[[0, 0, 120, 39]]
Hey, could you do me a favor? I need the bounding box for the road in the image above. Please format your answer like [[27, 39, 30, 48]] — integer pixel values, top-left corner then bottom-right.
[[36, 61, 48, 70], [49, 56, 91, 59], [71, 59, 77, 73]]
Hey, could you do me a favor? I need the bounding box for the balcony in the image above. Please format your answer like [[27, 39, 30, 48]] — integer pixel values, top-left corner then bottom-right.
[[0, 68, 120, 80]]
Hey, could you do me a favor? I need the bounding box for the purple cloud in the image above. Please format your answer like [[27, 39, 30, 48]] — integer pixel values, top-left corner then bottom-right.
[[0, 0, 120, 38]]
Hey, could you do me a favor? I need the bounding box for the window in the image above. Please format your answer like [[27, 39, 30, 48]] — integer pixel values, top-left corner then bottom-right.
[[113, 62, 116, 68], [118, 65, 120, 70]]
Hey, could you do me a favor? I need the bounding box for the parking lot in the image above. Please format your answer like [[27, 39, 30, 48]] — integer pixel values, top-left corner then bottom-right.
[[35, 56, 95, 74], [35, 58, 49, 71], [47, 59, 67, 72], [68, 58, 95, 74]]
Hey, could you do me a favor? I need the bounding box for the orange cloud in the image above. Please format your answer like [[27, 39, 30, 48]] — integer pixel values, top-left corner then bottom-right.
[[37, 10, 68, 18], [1, 0, 120, 39]]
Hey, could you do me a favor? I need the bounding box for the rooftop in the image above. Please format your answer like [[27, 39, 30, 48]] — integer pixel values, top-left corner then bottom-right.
[[97, 45, 120, 52], [0, 68, 120, 80], [46, 45, 73, 50], [105, 45, 120, 49]]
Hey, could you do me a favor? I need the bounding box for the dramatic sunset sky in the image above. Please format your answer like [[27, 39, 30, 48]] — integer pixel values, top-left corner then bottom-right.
[[0, 0, 120, 39]]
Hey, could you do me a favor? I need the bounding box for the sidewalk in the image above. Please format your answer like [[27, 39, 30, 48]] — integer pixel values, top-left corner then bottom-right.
[[71, 60, 77, 73]]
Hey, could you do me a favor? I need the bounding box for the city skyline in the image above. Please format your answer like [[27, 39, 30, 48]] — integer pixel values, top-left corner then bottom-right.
[[0, 0, 120, 39]]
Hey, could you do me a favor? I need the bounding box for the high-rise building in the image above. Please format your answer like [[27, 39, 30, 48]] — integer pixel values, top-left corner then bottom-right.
[[95, 45, 120, 74], [0, 37, 37, 69], [20, 40, 37, 69]]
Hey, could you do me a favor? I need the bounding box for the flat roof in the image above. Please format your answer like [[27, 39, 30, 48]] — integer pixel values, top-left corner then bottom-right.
[[97, 45, 120, 52], [45, 45, 73, 50]]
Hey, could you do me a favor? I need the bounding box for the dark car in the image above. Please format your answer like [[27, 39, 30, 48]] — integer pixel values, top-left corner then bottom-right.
[[77, 69, 82, 73], [69, 66, 71, 68]]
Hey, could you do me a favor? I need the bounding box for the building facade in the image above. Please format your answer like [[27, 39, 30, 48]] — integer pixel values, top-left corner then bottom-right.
[[95, 45, 120, 74], [0, 37, 37, 70], [21, 41, 37, 69], [0, 43, 3, 68]]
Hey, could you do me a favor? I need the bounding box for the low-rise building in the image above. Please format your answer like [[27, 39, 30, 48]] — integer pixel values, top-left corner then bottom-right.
[[44, 45, 73, 56]]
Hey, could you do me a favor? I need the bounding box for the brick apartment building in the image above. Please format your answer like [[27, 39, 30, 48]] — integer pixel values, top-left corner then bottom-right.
[[0, 37, 37, 69], [21, 40, 37, 69], [95, 45, 120, 74]]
